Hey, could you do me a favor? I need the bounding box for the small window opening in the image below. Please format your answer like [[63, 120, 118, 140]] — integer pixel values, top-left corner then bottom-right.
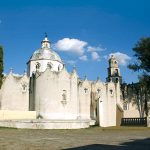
[[84, 88, 88, 93], [36, 62, 41, 70], [110, 89, 113, 95], [97, 89, 101, 93]]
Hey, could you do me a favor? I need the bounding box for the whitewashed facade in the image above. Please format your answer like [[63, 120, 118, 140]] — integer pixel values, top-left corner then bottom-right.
[[0, 36, 124, 129]]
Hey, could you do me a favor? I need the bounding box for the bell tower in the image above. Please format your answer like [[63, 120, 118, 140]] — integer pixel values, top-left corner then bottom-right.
[[106, 55, 122, 83]]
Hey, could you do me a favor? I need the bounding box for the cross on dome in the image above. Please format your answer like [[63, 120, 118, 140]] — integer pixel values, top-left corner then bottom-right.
[[45, 32, 48, 37], [41, 33, 51, 49]]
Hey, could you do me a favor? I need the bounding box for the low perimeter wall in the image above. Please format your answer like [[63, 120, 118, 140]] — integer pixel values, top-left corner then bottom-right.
[[0, 110, 36, 120], [0, 119, 94, 129]]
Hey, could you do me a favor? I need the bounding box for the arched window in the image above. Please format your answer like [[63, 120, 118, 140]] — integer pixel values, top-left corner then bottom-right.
[[109, 89, 114, 96], [35, 62, 41, 70], [115, 69, 119, 76], [58, 64, 61, 71], [62, 90, 67, 101], [116, 78, 119, 83], [47, 62, 53, 69], [61, 90, 67, 106], [123, 102, 128, 110]]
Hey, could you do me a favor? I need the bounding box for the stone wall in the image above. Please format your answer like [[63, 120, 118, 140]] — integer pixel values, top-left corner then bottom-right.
[[0, 67, 123, 128], [0, 110, 36, 120], [31, 67, 80, 120], [27, 59, 63, 77], [123, 102, 140, 118], [116, 104, 124, 126], [105, 82, 117, 126], [0, 72, 29, 111], [78, 79, 91, 120]]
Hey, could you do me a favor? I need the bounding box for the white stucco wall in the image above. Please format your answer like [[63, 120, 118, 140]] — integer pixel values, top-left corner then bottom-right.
[[27, 59, 63, 77], [0, 69, 123, 127], [106, 82, 117, 127], [123, 102, 140, 118], [0, 72, 29, 111], [78, 79, 91, 120], [0, 110, 36, 120], [91, 81, 118, 127], [33, 68, 79, 120], [97, 82, 107, 127]]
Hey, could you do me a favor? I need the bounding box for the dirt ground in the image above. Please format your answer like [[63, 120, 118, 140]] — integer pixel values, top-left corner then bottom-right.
[[0, 127, 150, 150]]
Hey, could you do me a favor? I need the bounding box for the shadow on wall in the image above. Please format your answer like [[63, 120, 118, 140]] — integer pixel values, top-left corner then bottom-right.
[[63, 138, 150, 150]]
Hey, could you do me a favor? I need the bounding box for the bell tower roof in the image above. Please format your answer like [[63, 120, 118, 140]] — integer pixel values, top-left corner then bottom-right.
[[107, 55, 122, 83], [109, 55, 118, 68]]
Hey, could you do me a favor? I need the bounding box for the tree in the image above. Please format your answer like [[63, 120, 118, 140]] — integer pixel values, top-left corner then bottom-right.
[[121, 77, 150, 118], [128, 37, 150, 117], [121, 82, 144, 117], [128, 37, 150, 73], [138, 74, 150, 116], [0, 46, 3, 89]]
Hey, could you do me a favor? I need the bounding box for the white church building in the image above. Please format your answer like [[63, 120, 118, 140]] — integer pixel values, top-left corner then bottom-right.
[[0, 36, 124, 129]]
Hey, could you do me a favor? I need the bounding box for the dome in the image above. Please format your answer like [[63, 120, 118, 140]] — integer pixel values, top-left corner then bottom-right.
[[30, 35, 62, 63], [30, 48, 62, 62]]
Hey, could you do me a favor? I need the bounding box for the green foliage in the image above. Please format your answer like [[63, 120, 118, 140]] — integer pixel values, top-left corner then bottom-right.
[[0, 46, 3, 89], [128, 37, 150, 73], [122, 80, 150, 117], [138, 74, 150, 116], [127, 38, 150, 116]]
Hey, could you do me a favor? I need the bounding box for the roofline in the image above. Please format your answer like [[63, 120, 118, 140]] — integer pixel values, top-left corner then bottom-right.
[[26, 59, 64, 65]]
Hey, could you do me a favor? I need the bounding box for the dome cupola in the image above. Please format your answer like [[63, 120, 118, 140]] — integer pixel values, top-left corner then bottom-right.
[[27, 34, 64, 77], [41, 33, 51, 49]]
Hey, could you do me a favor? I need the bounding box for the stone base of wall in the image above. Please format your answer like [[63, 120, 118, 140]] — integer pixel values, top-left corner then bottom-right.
[[0, 119, 96, 129], [0, 110, 36, 120]]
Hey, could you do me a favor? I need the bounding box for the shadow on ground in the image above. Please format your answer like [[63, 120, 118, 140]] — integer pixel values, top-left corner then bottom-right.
[[63, 138, 150, 150]]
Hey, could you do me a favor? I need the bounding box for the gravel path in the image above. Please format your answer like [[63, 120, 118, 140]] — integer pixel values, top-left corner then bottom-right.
[[0, 127, 150, 150]]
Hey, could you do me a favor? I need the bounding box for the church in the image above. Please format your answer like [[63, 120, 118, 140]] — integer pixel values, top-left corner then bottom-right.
[[0, 35, 124, 129]]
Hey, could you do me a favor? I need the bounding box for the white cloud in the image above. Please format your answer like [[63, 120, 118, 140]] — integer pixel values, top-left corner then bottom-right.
[[103, 55, 108, 60], [65, 60, 77, 65], [3, 72, 23, 77], [54, 38, 87, 55], [91, 52, 100, 61], [109, 52, 131, 66], [87, 45, 106, 52], [12, 73, 23, 77], [79, 55, 88, 61]]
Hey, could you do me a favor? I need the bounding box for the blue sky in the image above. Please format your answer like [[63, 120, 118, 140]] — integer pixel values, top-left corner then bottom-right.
[[0, 0, 150, 83]]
